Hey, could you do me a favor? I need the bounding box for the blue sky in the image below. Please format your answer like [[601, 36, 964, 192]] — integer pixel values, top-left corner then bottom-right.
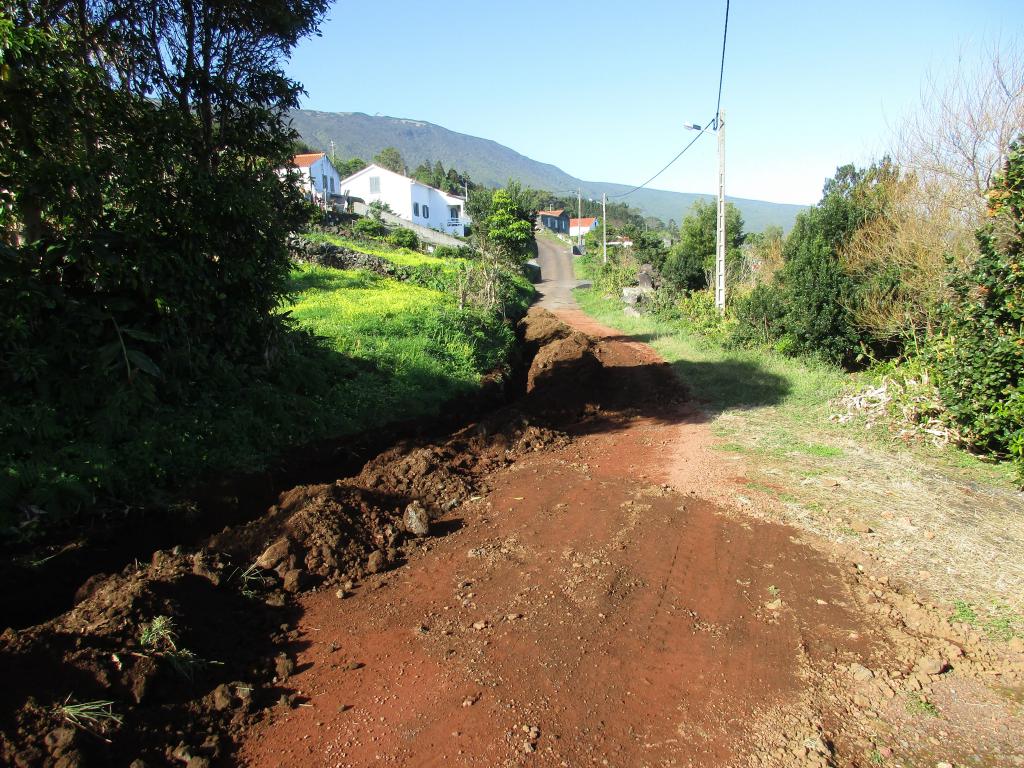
[[287, 1, 1022, 206]]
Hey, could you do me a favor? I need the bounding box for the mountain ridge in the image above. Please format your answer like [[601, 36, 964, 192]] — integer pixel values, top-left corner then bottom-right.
[[290, 110, 806, 232]]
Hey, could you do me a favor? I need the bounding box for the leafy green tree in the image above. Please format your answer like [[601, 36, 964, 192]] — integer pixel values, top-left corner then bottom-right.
[[933, 140, 1024, 479], [621, 226, 669, 271], [446, 168, 464, 195], [373, 146, 407, 174], [732, 160, 899, 365], [0, 0, 327, 516], [337, 157, 367, 178], [662, 200, 745, 291], [412, 161, 434, 186], [487, 181, 537, 266]]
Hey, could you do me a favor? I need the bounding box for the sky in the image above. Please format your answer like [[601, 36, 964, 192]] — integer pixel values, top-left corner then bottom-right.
[[286, 0, 1023, 206]]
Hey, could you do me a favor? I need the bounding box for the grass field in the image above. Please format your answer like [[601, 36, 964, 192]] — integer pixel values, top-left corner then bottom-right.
[[575, 288, 1024, 616], [1, 235, 526, 530], [303, 232, 470, 270], [284, 262, 514, 425]]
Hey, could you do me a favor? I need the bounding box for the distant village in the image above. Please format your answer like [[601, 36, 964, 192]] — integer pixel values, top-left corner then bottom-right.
[[284, 152, 603, 245], [286, 152, 470, 238]]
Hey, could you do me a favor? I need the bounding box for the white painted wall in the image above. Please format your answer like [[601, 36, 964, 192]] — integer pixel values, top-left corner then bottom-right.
[[292, 155, 343, 200], [569, 220, 599, 238], [338, 164, 469, 235]]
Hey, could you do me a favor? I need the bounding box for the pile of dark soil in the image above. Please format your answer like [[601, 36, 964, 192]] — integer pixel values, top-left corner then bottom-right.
[[0, 309, 590, 767]]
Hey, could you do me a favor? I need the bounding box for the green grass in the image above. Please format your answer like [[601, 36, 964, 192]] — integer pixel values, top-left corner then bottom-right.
[[949, 600, 1022, 641], [2, 254, 522, 532], [304, 232, 469, 270], [281, 263, 515, 435], [57, 697, 123, 728], [905, 693, 940, 717], [574, 289, 845, 416], [572, 286, 1024, 613]]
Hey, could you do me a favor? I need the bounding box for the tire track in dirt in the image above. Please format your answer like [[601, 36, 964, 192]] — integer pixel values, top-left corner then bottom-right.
[[237, 308, 888, 768]]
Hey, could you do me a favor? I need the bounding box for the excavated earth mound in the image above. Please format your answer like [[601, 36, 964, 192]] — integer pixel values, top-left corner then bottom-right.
[[0, 309, 587, 767]]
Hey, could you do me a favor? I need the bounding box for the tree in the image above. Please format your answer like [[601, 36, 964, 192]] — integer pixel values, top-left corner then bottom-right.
[[620, 226, 669, 271], [373, 146, 407, 174], [732, 160, 898, 365], [0, 0, 327, 514], [897, 40, 1024, 226], [337, 157, 367, 177], [487, 181, 536, 266], [933, 140, 1024, 480], [662, 200, 745, 291], [742, 225, 784, 286]]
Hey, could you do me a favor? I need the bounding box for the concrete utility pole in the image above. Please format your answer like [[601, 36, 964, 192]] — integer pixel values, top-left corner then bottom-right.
[[329, 139, 336, 164], [602, 193, 607, 264], [577, 188, 583, 251], [715, 109, 726, 313]]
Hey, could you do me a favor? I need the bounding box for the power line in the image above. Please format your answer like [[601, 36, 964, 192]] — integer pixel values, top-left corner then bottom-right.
[[715, 0, 730, 125], [608, 117, 714, 199], [609, 0, 731, 200]]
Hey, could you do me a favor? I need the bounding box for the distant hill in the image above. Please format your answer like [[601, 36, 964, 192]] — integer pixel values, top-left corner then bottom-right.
[[291, 110, 806, 232]]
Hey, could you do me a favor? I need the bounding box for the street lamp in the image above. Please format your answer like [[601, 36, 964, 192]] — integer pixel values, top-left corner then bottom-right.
[[686, 114, 726, 313]]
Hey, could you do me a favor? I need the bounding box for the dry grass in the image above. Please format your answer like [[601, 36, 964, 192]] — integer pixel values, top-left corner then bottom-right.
[[714, 406, 1024, 614], [576, 288, 1024, 615]]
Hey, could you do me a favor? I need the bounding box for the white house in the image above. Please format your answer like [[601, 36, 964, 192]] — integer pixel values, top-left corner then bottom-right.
[[289, 152, 343, 204], [569, 217, 599, 238], [338, 163, 470, 236]]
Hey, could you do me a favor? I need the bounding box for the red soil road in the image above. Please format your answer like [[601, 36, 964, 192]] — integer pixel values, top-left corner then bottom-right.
[[238, 311, 880, 767]]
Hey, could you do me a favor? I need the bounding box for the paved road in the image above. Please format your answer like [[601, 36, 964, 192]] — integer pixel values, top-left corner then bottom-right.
[[533, 233, 587, 309]]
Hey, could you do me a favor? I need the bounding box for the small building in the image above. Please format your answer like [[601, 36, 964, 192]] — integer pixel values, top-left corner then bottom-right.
[[569, 217, 599, 238], [338, 163, 470, 236], [537, 209, 570, 233], [289, 152, 343, 204]]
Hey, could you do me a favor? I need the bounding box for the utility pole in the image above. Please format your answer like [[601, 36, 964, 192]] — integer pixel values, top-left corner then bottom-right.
[[602, 193, 607, 265], [329, 139, 336, 165], [715, 109, 726, 313], [577, 187, 583, 251]]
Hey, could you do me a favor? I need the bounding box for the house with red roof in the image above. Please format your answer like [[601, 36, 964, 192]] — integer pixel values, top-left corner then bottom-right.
[[537, 209, 570, 233], [287, 152, 343, 205], [569, 217, 599, 238]]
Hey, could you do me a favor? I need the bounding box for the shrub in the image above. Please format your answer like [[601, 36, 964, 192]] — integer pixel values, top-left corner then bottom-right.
[[353, 215, 387, 239], [933, 141, 1024, 480], [432, 245, 477, 260], [655, 288, 732, 338], [387, 227, 419, 250], [731, 283, 788, 348], [729, 161, 896, 367]]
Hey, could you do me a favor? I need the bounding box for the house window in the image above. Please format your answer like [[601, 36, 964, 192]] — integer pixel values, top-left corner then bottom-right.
[[413, 202, 420, 217], [369, 176, 380, 193], [422, 205, 429, 219], [329, 177, 335, 193]]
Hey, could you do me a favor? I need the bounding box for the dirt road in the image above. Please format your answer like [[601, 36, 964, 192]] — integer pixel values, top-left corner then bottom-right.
[[534, 233, 584, 310], [7, 284, 1019, 767], [234, 301, 1024, 768]]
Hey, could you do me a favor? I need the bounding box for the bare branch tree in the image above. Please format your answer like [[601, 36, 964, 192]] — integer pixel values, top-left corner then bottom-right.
[[896, 39, 1024, 227]]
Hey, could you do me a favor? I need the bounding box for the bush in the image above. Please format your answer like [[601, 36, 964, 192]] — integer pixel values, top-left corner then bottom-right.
[[387, 227, 419, 250], [655, 288, 733, 338], [353, 215, 387, 239], [729, 162, 896, 367], [932, 141, 1024, 480], [432, 245, 477, 260], [730, 283, 788, 348]]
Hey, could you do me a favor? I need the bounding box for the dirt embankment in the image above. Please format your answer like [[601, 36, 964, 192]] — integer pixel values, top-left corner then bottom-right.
[[0, 310, 585, 767], [2, 308, 1022, 768]]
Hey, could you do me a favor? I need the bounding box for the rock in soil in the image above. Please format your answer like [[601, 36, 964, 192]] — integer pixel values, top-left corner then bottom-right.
[[403, 500, 431, 537]]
